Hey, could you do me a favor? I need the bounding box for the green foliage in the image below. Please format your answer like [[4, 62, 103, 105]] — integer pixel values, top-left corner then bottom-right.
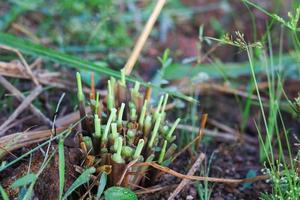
[[104, 186, 137, 200], [194, 153, 214, 200], [11, 173, 37, 189], [164, 53, 299, 80], [0, 32, 194, 102], [0, 185, 9, 200], [63, 167, 96, 200], [58, 138, 65, 200], [96, 172, 107, 199]]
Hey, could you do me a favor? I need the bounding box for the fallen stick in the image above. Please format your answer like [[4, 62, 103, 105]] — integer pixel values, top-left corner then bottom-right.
[[0, 107, 90, 158], [0, 127, 66, 158], [0, 115, 34, 134], [176, 124, 257, 144], [168, 153, 206, 199], [0, 45, 40, 85], [134, 162, 268, 185], [0, 75, 52, 126], [123, 0, 166, 75], [0, 85, 43, 136]]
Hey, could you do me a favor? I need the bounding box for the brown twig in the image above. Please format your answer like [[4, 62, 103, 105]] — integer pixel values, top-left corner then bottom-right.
[[179, 82, 266, 101], [168, 153, 206, 199], [0, 61, 73, 89], [0, 85, 43, 136], [0, 75, 52, 126], [207, 118, 237, 135], [0, 127, 66, 158], [176, 124, 257, 144], [0, 115, 34, 134], [195, 114, 208, 150], [123, 0, 166, 75], [134, 162, 268, 185], [0, 107, 91, 158], [0, 45, 40, 86], [117, 158, 139, 186]]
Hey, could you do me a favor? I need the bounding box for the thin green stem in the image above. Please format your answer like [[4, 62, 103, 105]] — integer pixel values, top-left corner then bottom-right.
[[102, 108, 117, 145], [148, 114, 162, 148], [158, 140, 167, 164], [76, 72, 84, 102], [133, 139, 145, 160]]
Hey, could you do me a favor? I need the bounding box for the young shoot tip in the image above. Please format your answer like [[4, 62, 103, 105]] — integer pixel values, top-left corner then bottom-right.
[[76, 72, 84, 102], [133, 139, 145, 159]]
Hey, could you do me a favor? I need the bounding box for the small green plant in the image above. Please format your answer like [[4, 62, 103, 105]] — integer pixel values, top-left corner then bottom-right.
[[194, 153, 215, 200], [260, 154, 300, 200], [75, 70, 180, 191], [104, 186, 137, 200]]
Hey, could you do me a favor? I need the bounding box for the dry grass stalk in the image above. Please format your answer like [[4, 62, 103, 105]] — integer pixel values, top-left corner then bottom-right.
[[123, 0, 166, 75], [176, 124, 257, 144], [0, 85, 43, 136], [0, 75, 52, 126], [179, 82, 266, 101], [0, 61, 76, 89], [0, 45, 40, 85], [0, 107, 91, 158], [195, 113, 208, 150], [168, 153, 206, 200], [133, 162, 269, 185]]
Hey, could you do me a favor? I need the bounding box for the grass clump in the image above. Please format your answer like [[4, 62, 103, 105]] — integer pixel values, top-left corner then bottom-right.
[[76, 71, 180, 189]]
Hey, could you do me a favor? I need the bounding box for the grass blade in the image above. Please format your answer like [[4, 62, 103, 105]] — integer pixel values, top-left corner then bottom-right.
[[96, 172, 107, 199], [11, 173, 37, 189], [62, 167, 96, 200], [0, 185, 9, 200], [0, 32, 118, 77], [58, 138, 65, 200], [0, 32, 195, 102]]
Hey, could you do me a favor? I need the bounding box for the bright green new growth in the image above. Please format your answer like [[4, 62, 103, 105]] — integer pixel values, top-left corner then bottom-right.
[[161, 94, 169, 113], [122, 146, 134, 158], [95, 92, 100, 113], [130, 107, 137, 121], [102, 108, 117, 144], [117, 103, 125, 127], [127, 129, 136, 138], [127, 129, 136, 145], [161, 125, 169, 135], [110, 123, 118, 139], [154, 95, 164, 119], [167, 118, 181, 140], [112, 137, 125, 164], [133, 139, 145, 160], [113, 137, 119, 152], [94, 114, 101, 138], [133, 81, 140, 94], [144, 115, 152, 134], [76, 72, 84, 102], [139, 100, 148, 128], [120, 69, 126, 86], [148, 113, 162, 148], [75, 71, 182, 189], [158, 140, 167, 164]]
